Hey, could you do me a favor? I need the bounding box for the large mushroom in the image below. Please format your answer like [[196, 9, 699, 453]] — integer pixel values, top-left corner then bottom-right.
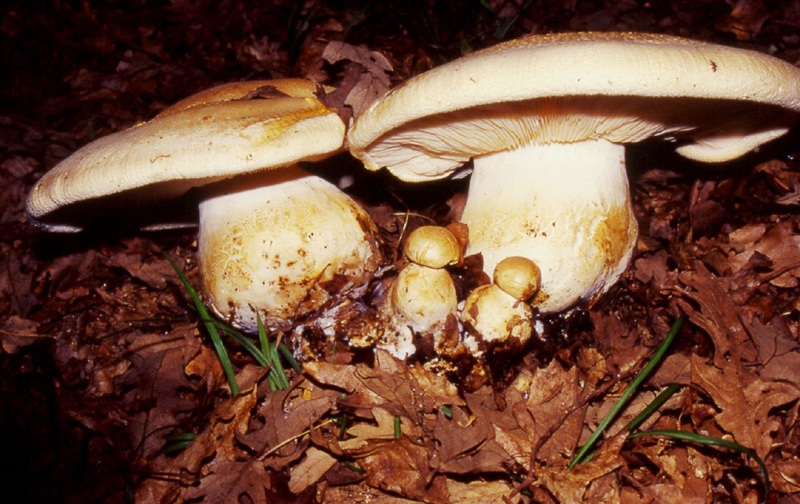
[[27, 79, 381, 332], [348, 32, 800, 313]]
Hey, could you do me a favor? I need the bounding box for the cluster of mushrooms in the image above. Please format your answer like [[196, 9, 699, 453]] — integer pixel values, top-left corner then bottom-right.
[[27, 33, 800, 374]]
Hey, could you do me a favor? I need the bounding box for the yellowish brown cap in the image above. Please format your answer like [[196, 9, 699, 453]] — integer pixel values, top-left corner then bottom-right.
[[493, 256, 541, 301], [26, 80, 345, 231], [404, 225, 463, 268]]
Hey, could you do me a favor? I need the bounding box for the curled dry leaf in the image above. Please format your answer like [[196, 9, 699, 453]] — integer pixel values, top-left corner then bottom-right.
[[322, 41, 393, 118], [706, 221, 800, 288], [0, 315, 44, 354]]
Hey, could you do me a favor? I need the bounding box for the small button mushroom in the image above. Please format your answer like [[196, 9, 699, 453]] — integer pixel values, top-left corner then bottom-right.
[[25, 79, 381, 332], [379, 225, 460, 359], [404, 224, 463, 268], [493, 255, 541, 302], [460, 256, 541, 351]]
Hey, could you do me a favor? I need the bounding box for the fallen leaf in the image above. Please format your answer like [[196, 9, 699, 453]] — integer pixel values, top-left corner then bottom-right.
[[288, 446, 338, 494], [536, 433, 626, 503], [691, 354, 799, 459], [322, 41, 393, 118]]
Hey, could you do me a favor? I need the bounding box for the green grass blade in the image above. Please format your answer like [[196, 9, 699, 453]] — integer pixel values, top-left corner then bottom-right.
[[162, 432, 197, 455], [209, 319, 270, 368], [257, 314, 270, 356], [256, 316, 293, 390], [630, 429, 771, 495], [166, 255, 239, 396], [626, 383, 682, 432], [337, 413, 348, 440], [267, 372, 279, 392], [441, 405, 453, 420], [569, 316, 685, 469], [269, 339, 289, 390], [279, 343, 302, 374]]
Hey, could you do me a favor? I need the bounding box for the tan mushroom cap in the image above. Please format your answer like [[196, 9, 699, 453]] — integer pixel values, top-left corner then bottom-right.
[[27, 79, 344, 232], [404, 225, 463, 268], [349, 31, 800, 181], [156, 79, 323, 118], [493, 256, 541, 301]]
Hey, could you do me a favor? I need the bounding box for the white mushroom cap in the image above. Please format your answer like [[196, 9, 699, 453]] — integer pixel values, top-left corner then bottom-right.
[[349, 32, 800, 179], [26, 80, 381, 331], [348, 32, 800, 312]]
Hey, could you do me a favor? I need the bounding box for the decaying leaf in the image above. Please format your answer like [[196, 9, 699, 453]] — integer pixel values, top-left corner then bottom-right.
[[322, 40, 393, 118], [288, 446, 338, 494]]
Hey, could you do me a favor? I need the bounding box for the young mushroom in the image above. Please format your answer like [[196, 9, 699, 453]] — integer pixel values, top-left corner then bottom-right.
[[26, 79, 381, 332], [379, 225, 461, 358], [461, 256, 540, 351], [348, 32, 800, 314]]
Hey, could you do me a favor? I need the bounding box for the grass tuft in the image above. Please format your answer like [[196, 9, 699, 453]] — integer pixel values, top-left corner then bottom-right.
[[569, 316, 684, 469], [567, 315, 771, 499], [166, 255, 296, 396]]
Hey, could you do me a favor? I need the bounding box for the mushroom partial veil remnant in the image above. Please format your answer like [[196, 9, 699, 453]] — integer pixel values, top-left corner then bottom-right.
[[348, 32, 800, 313], [26, 79, 381, 332]]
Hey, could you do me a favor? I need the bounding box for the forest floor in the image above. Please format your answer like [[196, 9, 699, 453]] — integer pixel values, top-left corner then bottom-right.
[[2, 1, 800, 502]]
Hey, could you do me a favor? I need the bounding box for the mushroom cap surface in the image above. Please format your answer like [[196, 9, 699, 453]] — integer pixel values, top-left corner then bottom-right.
[[404, 225, 463, 268], [348, 32, 800, 182], [27, 79, 345, 231], [493, 256, 541, 301]]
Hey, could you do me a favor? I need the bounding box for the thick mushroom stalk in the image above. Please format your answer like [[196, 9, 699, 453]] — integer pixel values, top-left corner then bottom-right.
[[199, 166, 380, 332], [461, 139, 637, 312]]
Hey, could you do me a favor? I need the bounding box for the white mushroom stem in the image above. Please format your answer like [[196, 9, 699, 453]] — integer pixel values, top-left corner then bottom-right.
[[391, 264, 458, 332], [198, 166, 379, 332], [460, 138, 637, 313]]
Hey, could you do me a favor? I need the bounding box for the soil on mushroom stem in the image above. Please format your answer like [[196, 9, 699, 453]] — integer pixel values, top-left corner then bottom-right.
[[4, 0, 800, 502]]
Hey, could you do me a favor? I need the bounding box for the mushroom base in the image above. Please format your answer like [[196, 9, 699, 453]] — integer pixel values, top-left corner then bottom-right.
[[461, 139, 638, 313], [197, 167, 380, 332]]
